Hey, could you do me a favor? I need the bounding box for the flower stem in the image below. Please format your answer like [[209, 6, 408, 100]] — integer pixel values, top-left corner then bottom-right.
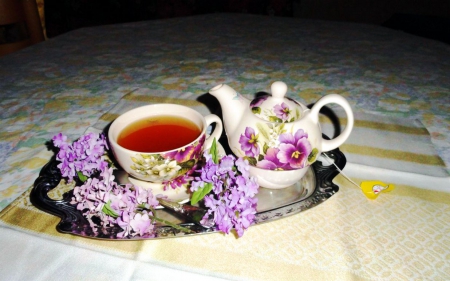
[[150, 216, 195, 234]]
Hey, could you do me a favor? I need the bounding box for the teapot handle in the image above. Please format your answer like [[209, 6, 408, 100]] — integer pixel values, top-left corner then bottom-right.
[[309, 94, 354, 152]]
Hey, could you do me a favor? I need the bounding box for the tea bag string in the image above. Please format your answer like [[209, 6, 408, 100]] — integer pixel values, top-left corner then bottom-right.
[[320, 153, 395, 199]]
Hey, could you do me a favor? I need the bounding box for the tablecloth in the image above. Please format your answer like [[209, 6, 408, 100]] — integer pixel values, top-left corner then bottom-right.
[[0, 13, 449, 280]]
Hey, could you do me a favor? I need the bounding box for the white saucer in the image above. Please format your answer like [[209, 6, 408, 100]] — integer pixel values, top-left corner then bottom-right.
[[115, 142, 226, 207]]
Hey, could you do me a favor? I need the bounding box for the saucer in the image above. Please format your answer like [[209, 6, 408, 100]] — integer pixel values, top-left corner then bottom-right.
[[113, 142, 226, 208]]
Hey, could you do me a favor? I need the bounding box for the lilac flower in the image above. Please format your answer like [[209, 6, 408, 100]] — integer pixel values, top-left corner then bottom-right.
[[192, 150, 259, 237], [277, 129, 312, 169], [218, 155, 235, 173], [52, 133, 68, 147], [235, 157, 250, 178], [52, 132, 109, 182], [234, 198, 257, 237], [62, 136, 160, 238], [274, 102, 291, 121], [130, 211, 154, 237], [60, 132, 259, 238], [116, 211, 132, 238], [239, 127, 260, 157]]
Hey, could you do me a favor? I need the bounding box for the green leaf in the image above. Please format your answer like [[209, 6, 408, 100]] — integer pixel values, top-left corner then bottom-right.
[[268, 116, 283, 123], [180, 159, 196, 169], [278, 122, 286, 134], [210, 138, 219, 164], [308, 148, 319, 163], [256, 123, 270, 140], [245, 156, 257, 166], [258, 154, 264, 161], [77, 171, 88, 182], [263, 143, 269, 154], [102, 200, 119, 218], [191, 182, 213, 205], [251, 107, 261, 114]]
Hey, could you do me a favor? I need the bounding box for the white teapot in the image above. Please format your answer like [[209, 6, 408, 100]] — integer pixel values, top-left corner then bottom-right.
[[209, 81, 354, 188]]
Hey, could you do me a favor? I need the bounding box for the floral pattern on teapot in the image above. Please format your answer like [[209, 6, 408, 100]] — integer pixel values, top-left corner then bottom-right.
[[250, 96, 302, 123], [238, 123, 319, 170]]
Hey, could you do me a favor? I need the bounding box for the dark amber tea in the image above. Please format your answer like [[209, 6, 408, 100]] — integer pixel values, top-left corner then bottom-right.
[[118, 115, 201, 152]]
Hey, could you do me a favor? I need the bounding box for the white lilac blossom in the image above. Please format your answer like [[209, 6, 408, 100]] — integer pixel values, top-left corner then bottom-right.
[[190, 144, 259, 237]]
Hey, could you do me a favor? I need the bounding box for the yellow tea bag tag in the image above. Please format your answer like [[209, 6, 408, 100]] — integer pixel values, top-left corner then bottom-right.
[[360, 181, 395, 200], [321, 154, 395, 200]]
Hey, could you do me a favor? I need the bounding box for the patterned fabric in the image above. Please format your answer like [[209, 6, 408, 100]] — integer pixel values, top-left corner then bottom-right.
[[1, 14, 449, 210]]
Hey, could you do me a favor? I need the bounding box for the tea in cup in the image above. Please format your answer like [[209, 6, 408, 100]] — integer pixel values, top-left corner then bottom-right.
[[108, 104, 223, 183]]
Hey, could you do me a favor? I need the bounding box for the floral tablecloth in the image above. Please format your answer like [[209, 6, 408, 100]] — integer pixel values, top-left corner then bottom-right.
[[0, 13, 449, 280]]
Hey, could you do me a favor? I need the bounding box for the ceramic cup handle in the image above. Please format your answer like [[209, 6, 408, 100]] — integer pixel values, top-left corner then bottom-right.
[[309, 94, 354, 152], [204, 114, 223, 149]]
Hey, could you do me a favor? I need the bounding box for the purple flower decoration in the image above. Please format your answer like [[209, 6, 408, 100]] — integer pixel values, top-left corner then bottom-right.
[[239, 127, 260, 157], [250, 95, 269, 108], [163, 146, 195, 162], [274, 102, 291, 121], [277, 129, 312, 169], [163, 135, 205, 162], [256, 147, 289, 170]]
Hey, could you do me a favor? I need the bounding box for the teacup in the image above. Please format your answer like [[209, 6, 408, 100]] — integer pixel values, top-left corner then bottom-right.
[[108, 104, 223, 183]]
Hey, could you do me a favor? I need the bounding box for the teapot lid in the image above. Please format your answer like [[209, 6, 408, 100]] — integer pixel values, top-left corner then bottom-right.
[[250, 81, 302, 123]]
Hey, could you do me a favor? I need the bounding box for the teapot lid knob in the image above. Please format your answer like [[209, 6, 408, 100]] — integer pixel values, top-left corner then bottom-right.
[[271, 81, 287, 99]]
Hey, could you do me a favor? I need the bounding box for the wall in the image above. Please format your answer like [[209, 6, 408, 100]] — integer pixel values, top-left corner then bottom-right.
[[295, 0, 450, 24]]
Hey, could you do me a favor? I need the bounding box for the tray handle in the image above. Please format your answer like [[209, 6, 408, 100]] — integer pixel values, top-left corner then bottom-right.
[[313, 134, 347, 194], [29, 156, 84, 232]]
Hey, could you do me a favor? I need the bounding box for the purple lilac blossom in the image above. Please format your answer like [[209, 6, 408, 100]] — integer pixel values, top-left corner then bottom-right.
[[239, 127, 260, 157], [235, 157, 250, 178], [65, 135, 159, 238], [52, 132, 109, 182], [274, 102, 291, 121], [276, 129, 312, 169], [192, 151, 259, 237]]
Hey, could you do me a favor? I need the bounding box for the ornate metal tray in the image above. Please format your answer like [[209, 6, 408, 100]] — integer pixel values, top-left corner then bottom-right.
[[30, 147, 346, 240]]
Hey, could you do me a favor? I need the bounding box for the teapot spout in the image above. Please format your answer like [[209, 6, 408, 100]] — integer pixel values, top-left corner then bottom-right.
[[209, 84, 249, 136]]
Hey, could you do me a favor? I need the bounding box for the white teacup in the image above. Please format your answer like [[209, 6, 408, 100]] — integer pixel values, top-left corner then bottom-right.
[[108, 104, 223, 183]]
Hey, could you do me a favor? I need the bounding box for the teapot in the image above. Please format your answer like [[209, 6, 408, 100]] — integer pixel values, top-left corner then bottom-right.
[[209, 81, 354, 189]]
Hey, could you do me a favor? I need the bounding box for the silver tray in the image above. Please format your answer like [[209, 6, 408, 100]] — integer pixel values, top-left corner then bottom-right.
[[30, 146, 345, 240]]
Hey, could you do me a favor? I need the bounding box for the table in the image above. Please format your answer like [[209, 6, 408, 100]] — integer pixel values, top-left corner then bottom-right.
[[0, 13, 449, 280]]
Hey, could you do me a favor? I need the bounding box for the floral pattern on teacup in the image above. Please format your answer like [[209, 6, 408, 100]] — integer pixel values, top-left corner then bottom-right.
[[250, 96, 301, 123], [238, 124, 318, 170], [129, 135, 205, 181]]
